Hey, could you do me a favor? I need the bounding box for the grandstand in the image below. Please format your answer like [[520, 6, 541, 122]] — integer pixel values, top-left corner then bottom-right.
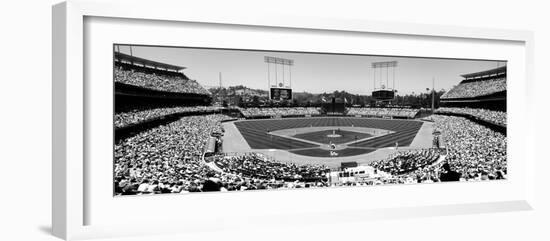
[[435, 107, 506, 127], [440, 65, 506, 111], [347, 107, 419, 119], [113, 51, 221, 139], [114, 52, 212, 113], [238, 107, 321, 118], [437, 65, 507, 131], [371, 149, 440, 175]]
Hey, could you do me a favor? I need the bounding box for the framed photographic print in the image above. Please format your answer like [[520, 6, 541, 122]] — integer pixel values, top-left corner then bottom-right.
[[52, 0, 535, 240], [112, 44, 508, 194]]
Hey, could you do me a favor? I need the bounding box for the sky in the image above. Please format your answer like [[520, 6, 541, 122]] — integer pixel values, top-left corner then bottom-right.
[[115, 45, 505, 95]]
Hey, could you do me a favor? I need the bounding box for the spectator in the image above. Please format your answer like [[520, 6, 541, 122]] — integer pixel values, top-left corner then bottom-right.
[[441, 77, 506, 99], [347, 107, 419, 118], [115, 106, 225, 128], [238, 107, 321, 118], [435, 107, 506, 126], [202, 172, 222, 192], [115, 66, 210, 95], [439, 163, 461, 182]]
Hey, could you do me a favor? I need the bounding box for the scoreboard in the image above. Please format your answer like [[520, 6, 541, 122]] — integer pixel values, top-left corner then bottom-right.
[[270, 88, 292, 100], [372, 90, 395, 100]]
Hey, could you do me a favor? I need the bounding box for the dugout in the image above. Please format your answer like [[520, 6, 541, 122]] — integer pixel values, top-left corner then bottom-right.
[[341, 161, 358, 170]]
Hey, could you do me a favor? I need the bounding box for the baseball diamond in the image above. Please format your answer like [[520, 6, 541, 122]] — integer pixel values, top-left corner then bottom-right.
[[232, 117, 423, 158]]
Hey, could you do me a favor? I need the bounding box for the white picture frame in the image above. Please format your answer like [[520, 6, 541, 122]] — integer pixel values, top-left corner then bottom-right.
[[52, 0, 536, 240]]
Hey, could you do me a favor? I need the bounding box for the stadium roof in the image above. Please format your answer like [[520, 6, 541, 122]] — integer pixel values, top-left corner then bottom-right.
[[114, 52, 186, 72], [461, 66, 506, 79]]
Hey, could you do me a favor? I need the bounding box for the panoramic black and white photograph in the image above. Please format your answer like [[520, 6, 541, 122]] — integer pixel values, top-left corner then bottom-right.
[[113, 44, 507, 196]]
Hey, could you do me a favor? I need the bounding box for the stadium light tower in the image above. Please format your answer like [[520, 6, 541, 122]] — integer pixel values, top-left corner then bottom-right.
[[371, 61, 398, 104], [264, 56, 294, 101], [432, 77, 435, 113]]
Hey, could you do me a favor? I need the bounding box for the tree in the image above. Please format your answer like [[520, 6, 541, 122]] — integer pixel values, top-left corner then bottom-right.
[[251, 95, 260, 107], [236, 96, 244, 107]]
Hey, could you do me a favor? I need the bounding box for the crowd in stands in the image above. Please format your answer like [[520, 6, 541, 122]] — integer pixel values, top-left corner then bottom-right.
[[114, 114, 232, 195], [114, 112, 506, 195], [372, 115, 506, 184], [433, 115, 506, 181], [114, 113, 330, 195], [214, 153, 329, 181], [115, 106, 225, 128], [435, 107, 506, 126], [370, 149, 440, 176], [347, 107, 419, 118], [115, 66, 210, 95], [441, 77, 506, 99], [239, 107, 321, 118]]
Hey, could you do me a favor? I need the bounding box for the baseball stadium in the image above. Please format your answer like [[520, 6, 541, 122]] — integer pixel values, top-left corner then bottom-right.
[[113, 45, 507, 195]]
